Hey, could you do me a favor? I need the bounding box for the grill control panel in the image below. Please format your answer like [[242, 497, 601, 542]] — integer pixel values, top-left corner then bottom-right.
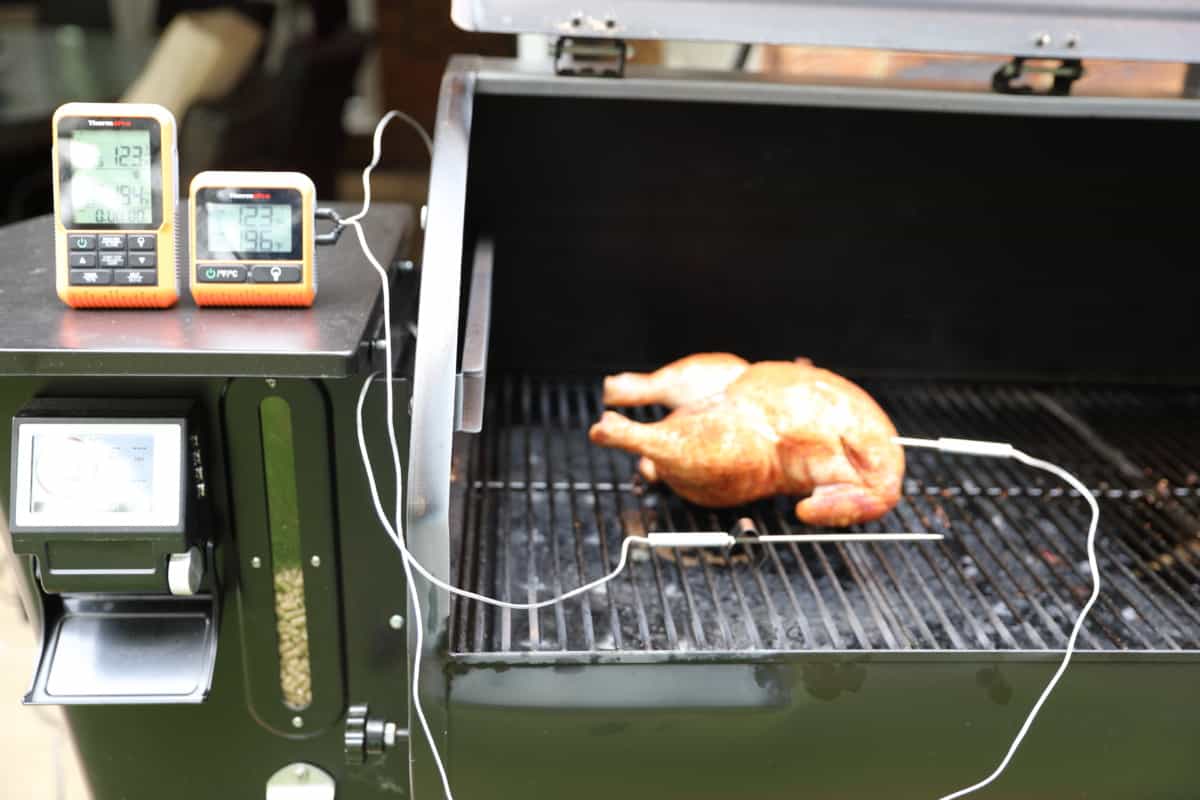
[[7, 400, 218, 705]]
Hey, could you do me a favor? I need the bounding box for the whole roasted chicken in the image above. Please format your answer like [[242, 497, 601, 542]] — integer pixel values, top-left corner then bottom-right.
[[589, 353, 904, 526]]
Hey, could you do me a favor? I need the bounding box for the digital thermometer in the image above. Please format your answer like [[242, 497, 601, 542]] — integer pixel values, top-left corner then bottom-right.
[[189, 171, 317, 307], [52, 102, 179, 308]]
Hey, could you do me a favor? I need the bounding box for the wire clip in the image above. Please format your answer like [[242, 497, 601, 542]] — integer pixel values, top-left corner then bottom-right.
[[314, 207, 346, 246]]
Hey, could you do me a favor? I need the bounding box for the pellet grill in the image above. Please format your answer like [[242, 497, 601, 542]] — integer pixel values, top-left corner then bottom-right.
[[4, 3, 1200, 800]]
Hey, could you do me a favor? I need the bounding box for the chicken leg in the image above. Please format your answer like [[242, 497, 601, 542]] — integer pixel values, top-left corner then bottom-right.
[[602, 353, 749, 408]]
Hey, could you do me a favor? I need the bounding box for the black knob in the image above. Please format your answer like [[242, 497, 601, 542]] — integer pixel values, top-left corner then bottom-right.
[[344, 703, 400, 766], [344, 704, 369, 765]]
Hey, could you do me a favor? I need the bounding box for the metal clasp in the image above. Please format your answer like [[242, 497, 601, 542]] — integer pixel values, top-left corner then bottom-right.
[[554, 37, 627, 77], [992, 57, 1084, 96]]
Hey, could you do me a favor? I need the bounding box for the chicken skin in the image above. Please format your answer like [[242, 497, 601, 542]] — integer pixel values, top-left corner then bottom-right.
[[589, 356, 904, 527]]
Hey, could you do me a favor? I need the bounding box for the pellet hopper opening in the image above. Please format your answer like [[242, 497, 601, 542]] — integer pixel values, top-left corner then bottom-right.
[[451, 377, 1200, 655]]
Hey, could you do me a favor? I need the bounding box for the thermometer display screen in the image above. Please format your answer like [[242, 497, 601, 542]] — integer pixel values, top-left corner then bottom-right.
[[205, 202, 293, 254], [68, 129, 154, 225]]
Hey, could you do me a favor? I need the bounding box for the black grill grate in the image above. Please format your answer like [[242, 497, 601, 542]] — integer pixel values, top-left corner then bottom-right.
[[451, 378, 1200, 654]]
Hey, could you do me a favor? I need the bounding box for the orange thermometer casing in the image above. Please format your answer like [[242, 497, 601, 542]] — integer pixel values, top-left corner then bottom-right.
[[189, 171, 317, 308], [53, 102, 179, 309]]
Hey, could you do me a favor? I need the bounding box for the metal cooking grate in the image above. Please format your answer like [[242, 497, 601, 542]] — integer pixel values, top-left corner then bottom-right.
[[451, 378, 1200, 654]]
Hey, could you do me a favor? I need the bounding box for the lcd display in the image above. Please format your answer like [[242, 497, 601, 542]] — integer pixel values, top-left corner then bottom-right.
[[205, 203, 293, 254], [30, 432, 156, 514], [68, 129, 154, 225]]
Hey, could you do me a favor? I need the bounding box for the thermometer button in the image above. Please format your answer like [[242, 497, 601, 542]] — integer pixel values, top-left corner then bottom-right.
[[197, 265, 247, 283], [251, 265, 302, 283], [115, 269, 157, 286], [128, 234, 156, 251], [68, 269, 113, 286]]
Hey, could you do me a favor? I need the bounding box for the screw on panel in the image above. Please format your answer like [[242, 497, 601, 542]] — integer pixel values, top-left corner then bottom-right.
[[1034, 33, 1051, 47], [570, 13, 583, 27], [389, 614, 404, 630], [293, 764, 309, 780], [266, 378, 277, 389], [1065, 33, 1079, 48], [310, 555, 321, 567], [292, 715, 304, 729], [251, 556, 262, 568]]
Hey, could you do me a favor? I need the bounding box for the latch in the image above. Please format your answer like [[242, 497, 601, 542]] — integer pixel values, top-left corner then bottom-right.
[[554, 37, 627, 77], [992, 57, 1084, 96]]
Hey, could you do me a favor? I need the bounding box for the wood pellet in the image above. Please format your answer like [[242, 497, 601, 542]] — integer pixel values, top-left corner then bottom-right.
[[274, 565, 312, 709]]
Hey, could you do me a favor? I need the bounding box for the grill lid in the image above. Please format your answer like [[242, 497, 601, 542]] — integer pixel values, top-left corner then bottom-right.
[[451, 0, 1200, 63]]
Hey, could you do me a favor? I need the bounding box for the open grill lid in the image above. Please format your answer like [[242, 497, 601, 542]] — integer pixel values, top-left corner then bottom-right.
[[451, 0, 1200, 63]]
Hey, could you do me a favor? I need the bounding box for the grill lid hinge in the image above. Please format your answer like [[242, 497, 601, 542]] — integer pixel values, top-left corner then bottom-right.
[[554, 37, 627, 78], [991, 56, 1084, 96]]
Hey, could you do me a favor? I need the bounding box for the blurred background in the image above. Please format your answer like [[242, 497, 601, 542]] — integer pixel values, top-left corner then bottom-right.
[[0, 0, 1195, 227], [0, 1, 1196, 796]]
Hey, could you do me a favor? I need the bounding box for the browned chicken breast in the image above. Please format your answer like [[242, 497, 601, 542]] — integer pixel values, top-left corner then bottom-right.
[[589, 356, 904, 527]]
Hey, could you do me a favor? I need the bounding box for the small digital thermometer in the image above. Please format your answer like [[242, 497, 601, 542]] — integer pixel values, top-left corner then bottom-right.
[[189, 171, 317, 307], [52, 102, 179, 308]]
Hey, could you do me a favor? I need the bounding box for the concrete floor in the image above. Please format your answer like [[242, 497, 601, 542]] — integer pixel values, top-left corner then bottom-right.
[[0, 556, 90, 800]]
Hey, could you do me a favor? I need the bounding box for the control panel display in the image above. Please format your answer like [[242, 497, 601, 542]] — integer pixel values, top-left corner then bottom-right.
[[67, 129, 153, 225], [31, 432, 155, 514], [13, 422, 184, 529], [204, 202, 293, 255]]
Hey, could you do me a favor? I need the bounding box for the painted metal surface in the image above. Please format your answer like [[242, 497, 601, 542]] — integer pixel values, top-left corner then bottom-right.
[[0, 375, 414, 799], [444, 655, 1199, 799], [0, 204, 412, 378], [0, 201, 416, 796], [452, 0, 1200, 63]]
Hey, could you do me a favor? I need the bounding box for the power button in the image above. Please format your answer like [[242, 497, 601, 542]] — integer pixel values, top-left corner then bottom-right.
[[197, 265, 247, 283]]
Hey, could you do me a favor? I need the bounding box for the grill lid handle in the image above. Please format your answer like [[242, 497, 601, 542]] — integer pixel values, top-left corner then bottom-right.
[[457, 238, 493, 433]]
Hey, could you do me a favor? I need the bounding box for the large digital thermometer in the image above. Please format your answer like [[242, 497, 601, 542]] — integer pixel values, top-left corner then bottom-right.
[[52, 102, 179, 308], [189, 170, 317, 307]]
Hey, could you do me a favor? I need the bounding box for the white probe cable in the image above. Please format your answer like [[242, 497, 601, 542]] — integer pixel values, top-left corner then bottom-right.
[[897, 437, 1103, 800]]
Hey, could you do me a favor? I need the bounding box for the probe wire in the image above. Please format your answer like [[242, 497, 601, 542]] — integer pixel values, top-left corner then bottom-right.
[[349, 111, 1102, 800], [898, 439, 1103, 800]]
